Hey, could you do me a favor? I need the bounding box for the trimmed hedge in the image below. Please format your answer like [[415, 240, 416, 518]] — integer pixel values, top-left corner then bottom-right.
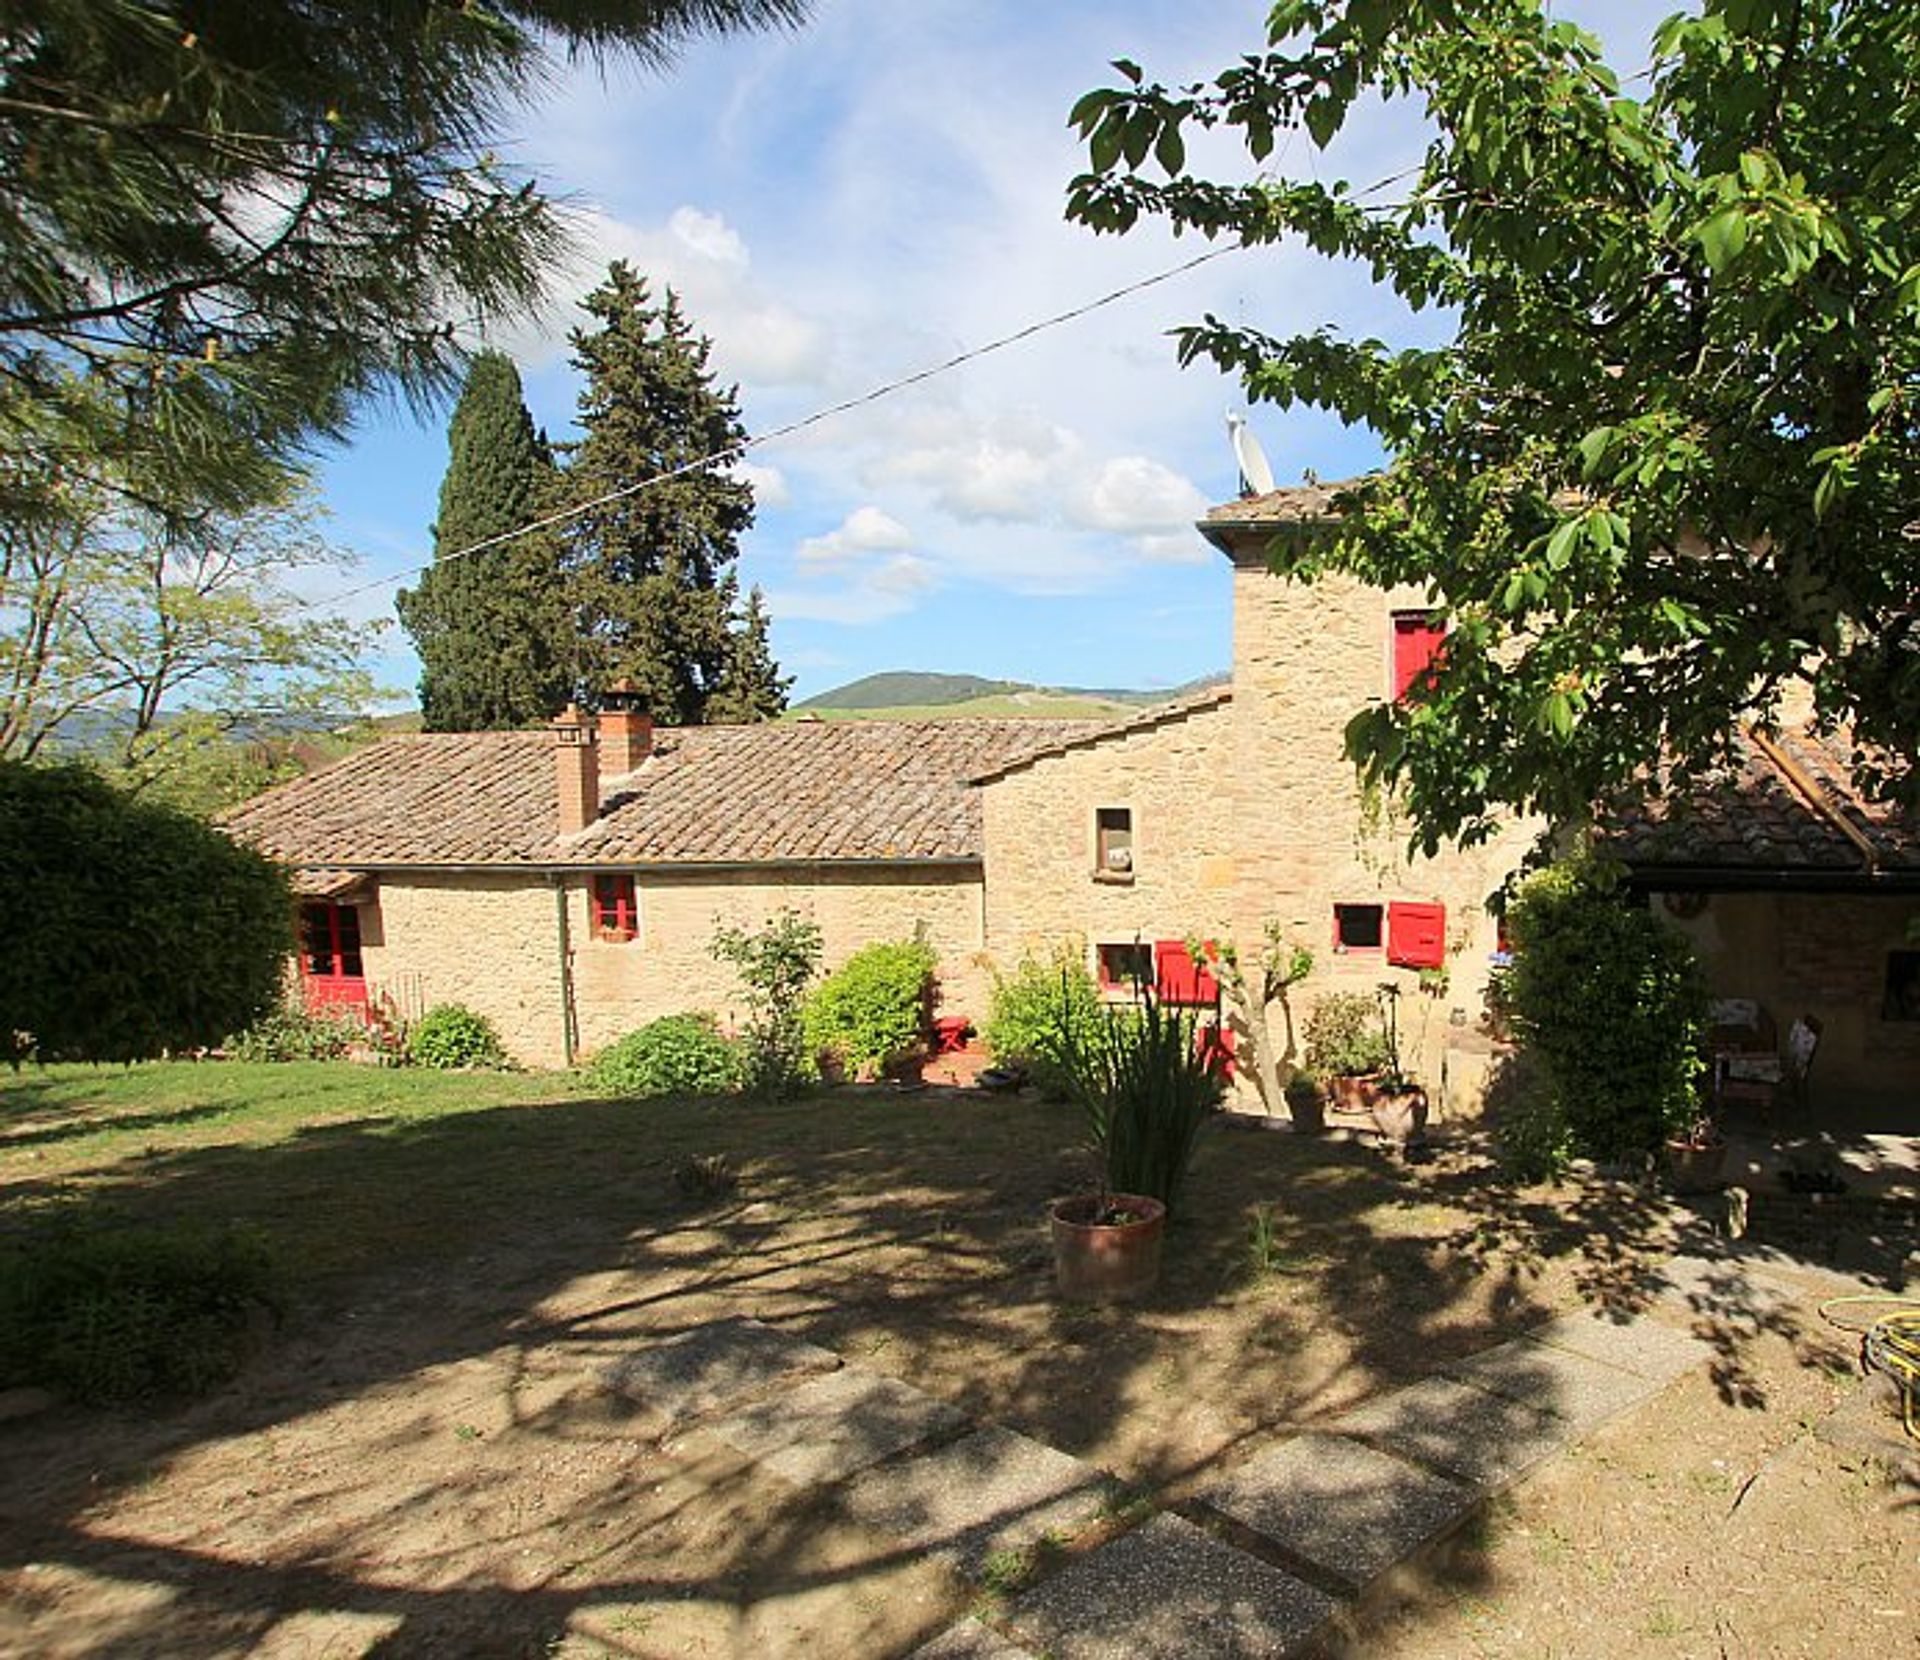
[[802, 936, 937, 1078], [587, 1013, 741, 1097]]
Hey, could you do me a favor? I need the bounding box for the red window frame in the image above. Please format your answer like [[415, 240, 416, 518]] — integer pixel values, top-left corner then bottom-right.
[[299, 902, 363, 979], [590, 874, 638, 942], [1391, 610, 1447, 702]]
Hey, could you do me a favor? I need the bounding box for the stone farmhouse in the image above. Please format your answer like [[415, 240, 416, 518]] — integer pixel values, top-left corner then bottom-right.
[[226, 485, 1919, 1112]]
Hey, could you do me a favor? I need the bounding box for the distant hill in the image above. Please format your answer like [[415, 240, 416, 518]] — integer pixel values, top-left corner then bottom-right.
[[794, 669, 1227, 720]]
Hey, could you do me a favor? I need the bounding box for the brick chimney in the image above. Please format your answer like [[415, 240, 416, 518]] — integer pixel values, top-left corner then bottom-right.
[[599, 678, 654, 775], [551, 704, 598, 833]]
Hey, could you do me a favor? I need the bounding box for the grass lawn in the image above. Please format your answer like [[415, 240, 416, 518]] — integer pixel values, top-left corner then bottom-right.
[[1, 1063, 1907, 1659]]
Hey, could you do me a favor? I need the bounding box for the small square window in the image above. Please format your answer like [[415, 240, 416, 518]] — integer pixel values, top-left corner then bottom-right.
[[1884, 951, 1920, 1022], [591, 874, 638, 943], [1096, 942, 1153, 992], [1095, 807, 1134, 877], [1333, 903, 1384, 952]]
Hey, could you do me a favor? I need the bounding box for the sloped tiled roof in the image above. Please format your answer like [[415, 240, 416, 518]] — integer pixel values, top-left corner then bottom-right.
[[1600, 726, 1918, 877], [968, 686, 1233, 783], [224, 719, 1105, 870], [1200, 478, 1366, 532]]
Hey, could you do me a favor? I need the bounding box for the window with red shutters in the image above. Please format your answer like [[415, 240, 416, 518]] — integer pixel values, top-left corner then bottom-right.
[[299, 903, 363, 978], [1096, 942, 1153, 992], [590, 874, 638, 942], [1387, 900, 1447, 969], [1391, 610, 1447, 701], [1333, 902, 1384, 952]]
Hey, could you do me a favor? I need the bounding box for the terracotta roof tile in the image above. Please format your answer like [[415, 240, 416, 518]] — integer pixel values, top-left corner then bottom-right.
[[224, 719, 1105, 869], [1200, 478, 1368, 530], [1599, 726, 1917, 874]]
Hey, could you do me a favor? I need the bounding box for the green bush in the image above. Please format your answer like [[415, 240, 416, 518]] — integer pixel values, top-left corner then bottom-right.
[[711, 910, 823, 1100], [985, 947, 1104, 1098], [0, 760, 292, 1062], [407, 1003, 508, 1070], [1504, 855, 1708, 1161], [226, 1002, 360, 1062], [0, 1219, 280, 1405], [802, 936, 937, 1078], [588, 1013, 741, 1098], [1060, 988, 1227, 1217], [1302, 992, 1392, 1079]]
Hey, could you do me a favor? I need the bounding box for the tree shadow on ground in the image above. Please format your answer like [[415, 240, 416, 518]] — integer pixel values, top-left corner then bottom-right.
[[0, 1083, 1878, 1657]]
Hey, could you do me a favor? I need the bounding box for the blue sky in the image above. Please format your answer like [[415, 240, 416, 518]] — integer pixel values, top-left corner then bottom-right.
[[309, 0, 1665, 707]]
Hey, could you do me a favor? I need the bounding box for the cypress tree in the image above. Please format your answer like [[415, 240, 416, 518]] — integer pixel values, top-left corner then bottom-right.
[[561, 264, 782, 724], [708, 581, 792, 722], [398, 353, 569, 730]]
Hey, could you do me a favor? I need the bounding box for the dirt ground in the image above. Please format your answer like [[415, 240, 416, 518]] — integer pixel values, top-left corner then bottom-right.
[[0, 1075, 1913, 1658]]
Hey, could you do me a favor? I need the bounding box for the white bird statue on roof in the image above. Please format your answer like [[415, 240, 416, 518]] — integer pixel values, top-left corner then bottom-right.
[[1227, 411, 1276, 498]]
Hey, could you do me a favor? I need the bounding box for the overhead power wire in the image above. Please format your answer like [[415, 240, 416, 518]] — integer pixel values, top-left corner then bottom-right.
[[311, 239, 1251, 613]]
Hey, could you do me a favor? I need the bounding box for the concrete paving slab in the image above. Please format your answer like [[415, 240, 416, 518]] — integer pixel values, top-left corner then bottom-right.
[[844, 1423, 1116, 1579], [1529, 1309, 1715, 1382], [708, 1366, 966, 1486], [1007, 1512, 1339, 1659], [602, 1317, 841, 1423], [1443, 1337, 1663, 1431], [1198, 1431, 1476, 1588], [1330, 1375, 1568, 1490], [908, 1620, 1040, 1659]]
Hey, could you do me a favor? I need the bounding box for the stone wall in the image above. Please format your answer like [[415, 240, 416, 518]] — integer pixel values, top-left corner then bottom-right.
[[357, 864, 987, 1069], [1224, 562, 1539, 1112], [979, 700, 1237, 967], [1656, 888, 1920, 1106]]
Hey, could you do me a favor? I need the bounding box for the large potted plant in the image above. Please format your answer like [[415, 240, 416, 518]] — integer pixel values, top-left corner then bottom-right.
[[1050, 985, 1227, 1300], [1302, 991, 1394, 1113]]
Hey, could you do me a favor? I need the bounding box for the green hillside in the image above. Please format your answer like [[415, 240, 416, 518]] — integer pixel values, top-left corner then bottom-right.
[[794, 669, 1226, 720], [793, 671, 1023, 710]]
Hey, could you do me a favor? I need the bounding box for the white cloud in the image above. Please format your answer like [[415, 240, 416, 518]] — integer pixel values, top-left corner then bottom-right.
[[730, 459, 790, 509], [769, 551, 936, 625], [1071, 455, 1209, 536], [796, 504, 915, 566]]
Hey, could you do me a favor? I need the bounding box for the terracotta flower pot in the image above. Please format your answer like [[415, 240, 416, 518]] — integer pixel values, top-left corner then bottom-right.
[[1048, 1193, 1166, 1301], [1330, 1073, 1383, 1114], [1368, 1084, 1429, 1146], [1665, 1135, 1729, 1195]]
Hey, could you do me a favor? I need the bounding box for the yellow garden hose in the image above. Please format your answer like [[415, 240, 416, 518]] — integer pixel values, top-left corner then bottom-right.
[[1820, 1295, 1920, 1440]]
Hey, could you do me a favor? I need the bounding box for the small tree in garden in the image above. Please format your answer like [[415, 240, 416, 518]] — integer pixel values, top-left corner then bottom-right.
[[0, 761, 290, 1062], [1503, 854, 1709, 1162], [802, 935, 937, 1079], [1196, 925, 1317, 1129], [711, 910, 823, 1100]]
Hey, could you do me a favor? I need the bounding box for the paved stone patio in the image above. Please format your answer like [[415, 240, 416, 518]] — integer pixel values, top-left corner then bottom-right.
[[604, 1265, 1735, 1658]]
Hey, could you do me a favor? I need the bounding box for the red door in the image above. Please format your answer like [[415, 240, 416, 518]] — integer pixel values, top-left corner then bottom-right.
[[299, 903, 368, 1012]]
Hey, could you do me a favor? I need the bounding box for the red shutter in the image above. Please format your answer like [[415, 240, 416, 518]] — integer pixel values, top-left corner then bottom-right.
[[1387, 901, 1446, 969], [1155, 940, 1219, 1005], [1392, 613, 1446, 701]]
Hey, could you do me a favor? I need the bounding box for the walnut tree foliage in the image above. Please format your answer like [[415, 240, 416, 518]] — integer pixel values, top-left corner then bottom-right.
[[0, 759, 292, 1061], [561, 264, 789, 724], [397, 351, 570, 730], [1067, 0, 1918, 849], [0, 0, 808, 519]]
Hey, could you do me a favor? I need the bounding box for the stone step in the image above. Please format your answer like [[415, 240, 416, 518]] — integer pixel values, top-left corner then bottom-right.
[[1197, 1430, 1476, 1590], [1005, 1512, 1339, 1660], [842, 1423, 1118, 1580]]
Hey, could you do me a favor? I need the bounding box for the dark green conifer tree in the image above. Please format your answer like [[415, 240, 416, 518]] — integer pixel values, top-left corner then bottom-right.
[[561, 264, 784, 724], [708, 580, 792, 722], [398, 353, 569, 729]]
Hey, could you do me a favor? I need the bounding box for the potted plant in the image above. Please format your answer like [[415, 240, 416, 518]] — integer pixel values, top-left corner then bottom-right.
[[1367, 983, 1429, 1147], [1302, 991, 1393, 1112], [1049, 985, 1227, 1300], [1664, 1109, 1728, 1194]]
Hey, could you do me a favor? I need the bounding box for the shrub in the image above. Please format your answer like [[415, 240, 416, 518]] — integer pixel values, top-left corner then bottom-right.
[[985, 947, 1104, 1098], [0, 760, 291, 1062], [1060, 987, 1227, 1217], [1503, 854, 1708, 1161], [407, 1003, 508, 1070], [711, 910, 823, 1100], [226, 1002, 360, 1063], [0, 1218, 280, 1405], [588, 1013, 740, 1098], [1302, 992, 1392, 1079], [802, 936, 937, 1078]]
